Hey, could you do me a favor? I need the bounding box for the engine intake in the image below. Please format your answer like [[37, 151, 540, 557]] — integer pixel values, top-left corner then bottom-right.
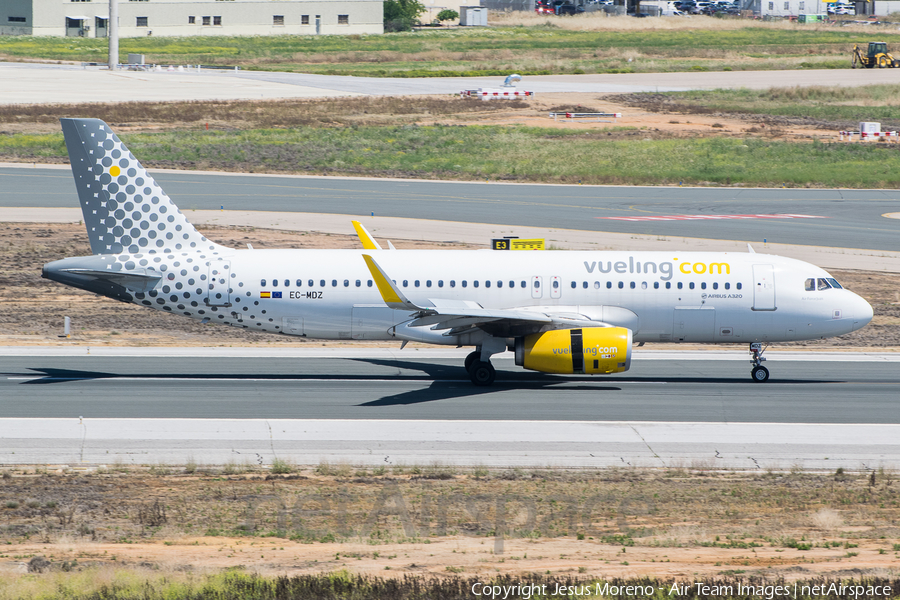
[[514, 327, 632, 375]]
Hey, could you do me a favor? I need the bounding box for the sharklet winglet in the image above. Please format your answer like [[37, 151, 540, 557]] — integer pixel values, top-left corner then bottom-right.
[[361, 254, 422, 311], [352, 220, 382, 250]]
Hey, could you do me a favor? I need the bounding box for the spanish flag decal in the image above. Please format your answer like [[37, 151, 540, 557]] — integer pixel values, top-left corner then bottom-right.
[[260, 291, 271, 298]]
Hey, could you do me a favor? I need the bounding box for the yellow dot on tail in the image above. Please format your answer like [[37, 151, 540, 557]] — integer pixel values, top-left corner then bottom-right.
[[110, 166, 120, 177]]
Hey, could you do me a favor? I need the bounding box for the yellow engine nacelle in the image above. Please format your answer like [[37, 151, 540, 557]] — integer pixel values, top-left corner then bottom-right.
[[514, 327, 632, 375]]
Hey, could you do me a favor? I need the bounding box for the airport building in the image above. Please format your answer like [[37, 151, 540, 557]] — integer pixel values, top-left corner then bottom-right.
[[0, 0, 383, 37]]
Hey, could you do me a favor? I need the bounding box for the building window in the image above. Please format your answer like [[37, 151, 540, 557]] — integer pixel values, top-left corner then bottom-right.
[[768, 1, 773, 8], [213, 15, 221, 25], [273, 15, 284, 25], [301, 14, 309, 24], [799, 0, 804, 8], [136, 16, 148, 26], [784, 1, 789, 8], [202, 15, 210, 25], [188, 15, 195, 23], [8, 16, 26, 21], [338, 14, 349, 24]]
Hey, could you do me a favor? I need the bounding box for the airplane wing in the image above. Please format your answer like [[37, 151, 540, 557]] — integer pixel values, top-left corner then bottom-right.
[[361, 254, 608, 336]]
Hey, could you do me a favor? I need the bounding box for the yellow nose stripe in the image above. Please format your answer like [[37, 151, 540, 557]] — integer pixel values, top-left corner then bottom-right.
[[110, 165, 120, 177]]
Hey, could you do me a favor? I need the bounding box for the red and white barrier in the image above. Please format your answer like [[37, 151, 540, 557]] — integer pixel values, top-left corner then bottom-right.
[[550, 112, 622, 122], [840, 130, 899, 141], [460, 89, 534, 100]]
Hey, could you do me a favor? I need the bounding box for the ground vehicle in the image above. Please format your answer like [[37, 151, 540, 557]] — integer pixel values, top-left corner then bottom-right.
[[852, 42, 900, 68]]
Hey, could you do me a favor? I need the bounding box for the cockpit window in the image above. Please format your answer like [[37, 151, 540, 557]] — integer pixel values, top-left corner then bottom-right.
[[817, 278, 831, 291], [827, 278, 843, 289], [805, 278, 815, 291]]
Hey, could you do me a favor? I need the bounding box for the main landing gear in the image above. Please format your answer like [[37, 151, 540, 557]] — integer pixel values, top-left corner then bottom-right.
[[465, 350, 496, 386], [750, 342, 769, 382]]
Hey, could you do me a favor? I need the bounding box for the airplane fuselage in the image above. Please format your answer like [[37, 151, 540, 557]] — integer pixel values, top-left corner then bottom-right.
[[45, 248, 873, 345]]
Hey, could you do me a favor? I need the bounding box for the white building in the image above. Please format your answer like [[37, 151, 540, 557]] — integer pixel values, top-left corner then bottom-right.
[[750, 0, 827, 16], [0, 0, 383, 37]]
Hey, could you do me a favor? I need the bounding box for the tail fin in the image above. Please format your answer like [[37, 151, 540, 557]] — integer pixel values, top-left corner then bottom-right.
[[60, 118, 223, 255]]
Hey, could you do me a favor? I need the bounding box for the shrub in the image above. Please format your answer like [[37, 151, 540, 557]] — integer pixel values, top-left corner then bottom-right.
[[436, 9, 459, 22], [384, 0, 425, 31]]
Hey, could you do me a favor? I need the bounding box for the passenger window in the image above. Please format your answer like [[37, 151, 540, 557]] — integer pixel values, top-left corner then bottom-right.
[[426, 280, 432, 287], [320, 279, 325, 287], [296, 279, 302, 287], [414, 280, 420, 287], [817, 278, 831, 290], [438, 280, 444, 288], [805, 278, 815, 291], [462, 281, 468, 288], [261, 279, 266, 287], [725, 282, 730, 290], [308, 279, 314, 287], [594, 281, 600, 289], [521, 281, 526, 288], [497, 281, 502, 288], [272, 280, 278, 288], [474, 281, 479, 288], [689, 282, 695, 290], [331, 280, 337, 287], [450, 280, 456, 288], [284, 280, 290, 287], [355, 280, 361, 287], [666, 282, 671, 289], [534, 280, 540, 288], [343, 280, 349, 287], [509, 281, 514, 288], [630, 281, 635, 289], [618, 282, 624, 289], [677, 282, 683, 290], [485, 281, 490, 288], [827, 278, 843, 289], [583, 281, 588, 289], [713, 282, 718, 290], [571, 281, 577, 289], [701, 282, 706, 290], [403, 280, 408, 287], [641, 282, 647, 289], [367, 280, 373, 287], [736, 283, 742, 290], [607, 281, 612, 289], [653, 282, 659, 289]]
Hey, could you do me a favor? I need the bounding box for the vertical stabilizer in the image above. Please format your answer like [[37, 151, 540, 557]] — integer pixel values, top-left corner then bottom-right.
[[60, 118, 223, 255]]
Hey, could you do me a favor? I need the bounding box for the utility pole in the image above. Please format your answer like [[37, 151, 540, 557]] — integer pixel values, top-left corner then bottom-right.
[[108, 0, 118, 70]]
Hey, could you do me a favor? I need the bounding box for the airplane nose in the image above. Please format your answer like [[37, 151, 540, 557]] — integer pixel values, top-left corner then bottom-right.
[[850, 292, 874, 330]]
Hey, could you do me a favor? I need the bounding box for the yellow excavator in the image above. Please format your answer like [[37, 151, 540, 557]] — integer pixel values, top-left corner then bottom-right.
[[852, 42, 900, 68]]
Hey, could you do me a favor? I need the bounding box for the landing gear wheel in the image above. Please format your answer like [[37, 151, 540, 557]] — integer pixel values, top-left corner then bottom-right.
[[751, 365, 770, 382], [469, 361, 496, 386], [464, 351, 480, 373]]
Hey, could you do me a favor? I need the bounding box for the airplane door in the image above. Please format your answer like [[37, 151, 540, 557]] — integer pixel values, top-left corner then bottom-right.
[[752, 264, 776, 311], [550, 276, 561, 299], [206, 259, 231, 306], [531, 276, 543, 299]]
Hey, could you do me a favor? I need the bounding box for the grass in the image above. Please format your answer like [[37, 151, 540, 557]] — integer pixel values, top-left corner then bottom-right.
[[1, 19, 898, 76], [5, 125, 900, 187], [634, 84, 900, 128], [1, 570, 898, 600]]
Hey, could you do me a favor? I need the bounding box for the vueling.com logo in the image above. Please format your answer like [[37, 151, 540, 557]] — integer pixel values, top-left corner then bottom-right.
[[583, 257, 730, 281]]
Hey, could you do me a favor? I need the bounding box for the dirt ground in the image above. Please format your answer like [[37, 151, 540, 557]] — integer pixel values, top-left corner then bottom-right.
[[1, 468, 898, 581], [2, 222, 898, 349]]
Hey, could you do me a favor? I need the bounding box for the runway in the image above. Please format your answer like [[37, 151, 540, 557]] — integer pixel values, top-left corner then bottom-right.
[[3, 165, 900, 251], [2, 350, 899, 469], [3, 351, 900, 422]]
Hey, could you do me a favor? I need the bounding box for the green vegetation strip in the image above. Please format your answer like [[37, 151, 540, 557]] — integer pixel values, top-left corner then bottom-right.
[[5, 127, 900, 187], [0, 27, 892, 76], [649, 84, 900, 126], [2, 571, 899, 600]]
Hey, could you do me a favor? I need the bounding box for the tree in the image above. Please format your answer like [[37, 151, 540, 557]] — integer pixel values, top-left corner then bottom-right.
[[436, 8, 460, 22], [384, 0, 426, 31]]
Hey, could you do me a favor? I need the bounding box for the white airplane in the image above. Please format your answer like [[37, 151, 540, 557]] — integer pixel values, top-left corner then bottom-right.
[[43, 118, 874, 385]]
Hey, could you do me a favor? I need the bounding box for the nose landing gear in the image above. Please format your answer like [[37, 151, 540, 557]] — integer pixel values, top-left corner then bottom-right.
[[750, 342, 769, 382]]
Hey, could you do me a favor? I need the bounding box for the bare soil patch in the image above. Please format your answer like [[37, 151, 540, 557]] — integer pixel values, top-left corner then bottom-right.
[[1, 467, 898, 581]]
